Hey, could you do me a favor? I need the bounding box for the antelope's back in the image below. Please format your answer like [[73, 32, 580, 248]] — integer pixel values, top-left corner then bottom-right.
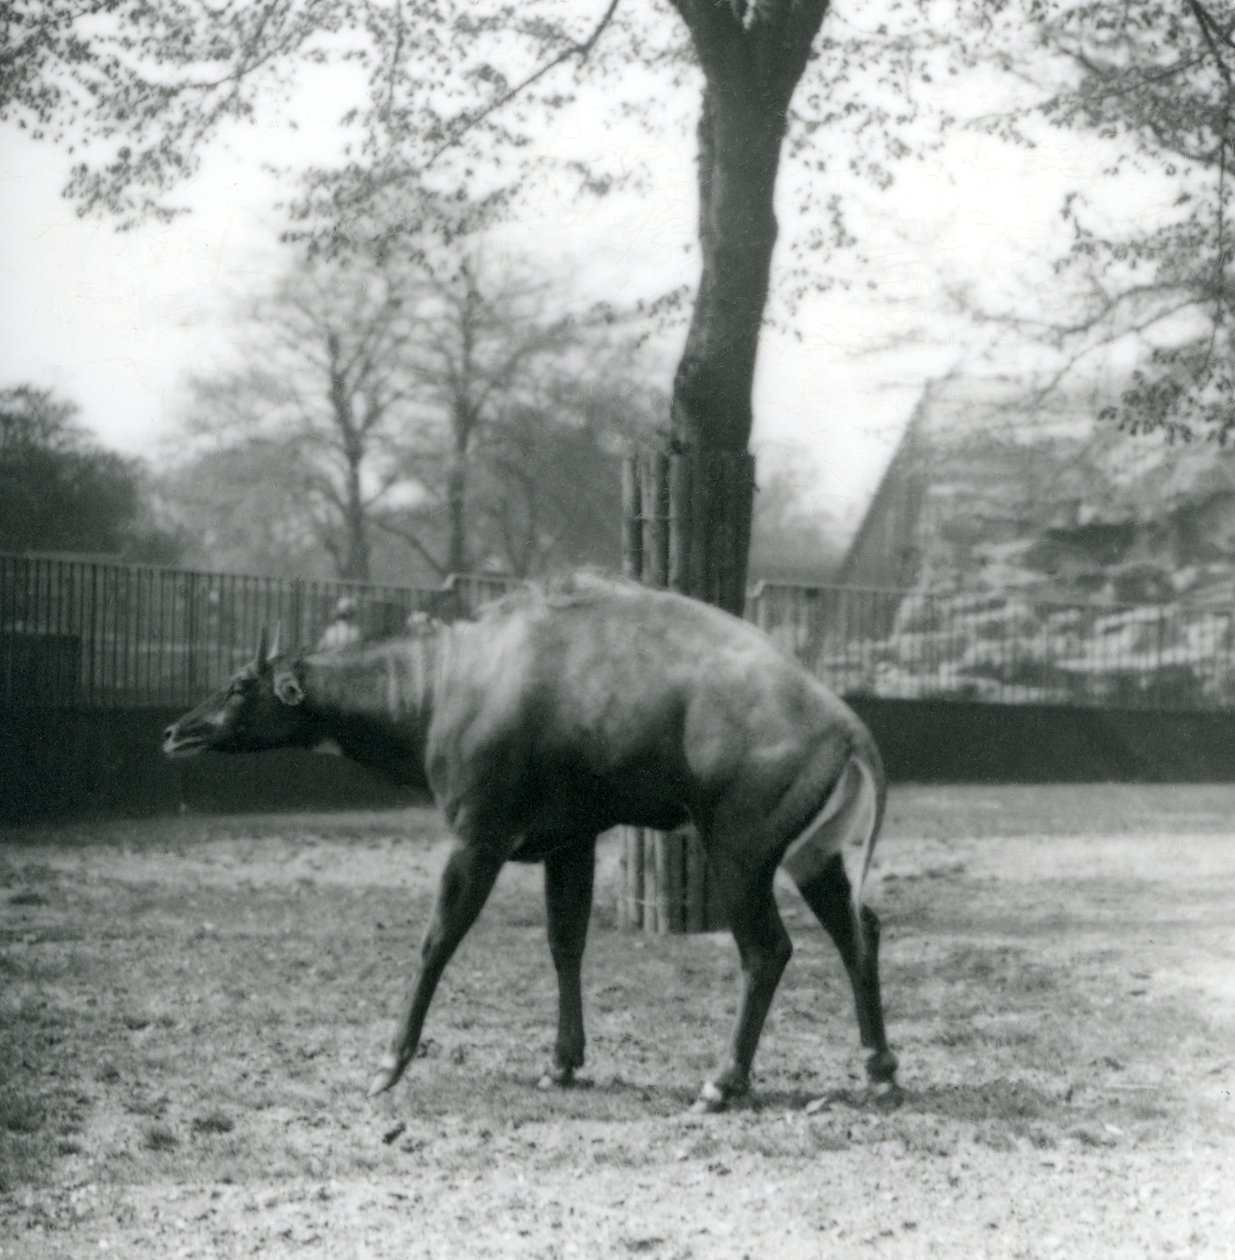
[[464, 577, 869, 776], [426, 577, 873, 838]]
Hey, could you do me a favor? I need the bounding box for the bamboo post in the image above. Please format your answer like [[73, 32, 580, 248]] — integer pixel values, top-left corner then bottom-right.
[[617, 447, 755, 934], [643, 452, 669, 588], [682, 827, 706, 933], [619, 457, 642, 928], [652, 829, 669, 935], [668, 455, 691, 596], [622, 459, 643, 581]]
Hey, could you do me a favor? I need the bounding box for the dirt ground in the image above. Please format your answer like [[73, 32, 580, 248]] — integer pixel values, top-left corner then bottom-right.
[[2, 783, 1234, 1258]]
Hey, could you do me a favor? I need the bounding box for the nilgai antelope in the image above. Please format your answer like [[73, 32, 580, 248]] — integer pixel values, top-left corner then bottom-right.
[[163, 574, 899, 1112]]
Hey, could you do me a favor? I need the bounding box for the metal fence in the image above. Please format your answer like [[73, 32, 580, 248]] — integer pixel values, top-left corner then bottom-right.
[[748, 582, 1235, 712], [0, 554, 518, 709], [6, 552, 1235, 712]]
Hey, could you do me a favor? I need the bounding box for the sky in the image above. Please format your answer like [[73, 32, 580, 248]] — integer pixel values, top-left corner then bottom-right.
[[0, 19, 1154, 540]]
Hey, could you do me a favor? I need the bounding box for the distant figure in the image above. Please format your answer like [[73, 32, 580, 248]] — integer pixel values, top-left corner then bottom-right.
[[405, 610, 439, 636], [317, 596, 362, 651]]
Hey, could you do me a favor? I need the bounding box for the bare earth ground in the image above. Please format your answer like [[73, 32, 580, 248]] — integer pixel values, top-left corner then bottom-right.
[[2, 783, 1234, 1259]]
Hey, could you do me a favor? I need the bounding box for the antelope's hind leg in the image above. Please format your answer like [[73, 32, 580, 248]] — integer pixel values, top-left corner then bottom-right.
[[694, 856, 793, 1114], [791, 851, 899, 1098], [539, 837, 596, 1089]]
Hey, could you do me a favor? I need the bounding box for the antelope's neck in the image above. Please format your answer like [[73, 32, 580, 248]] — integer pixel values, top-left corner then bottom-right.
[[299, 635, 439, 785]]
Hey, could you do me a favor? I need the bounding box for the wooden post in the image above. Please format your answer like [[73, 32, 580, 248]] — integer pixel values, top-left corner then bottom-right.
[[617, 447, 756, 933]]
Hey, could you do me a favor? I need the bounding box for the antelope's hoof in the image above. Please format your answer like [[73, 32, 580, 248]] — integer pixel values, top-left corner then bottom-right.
[[867, 1079, 905, 1110], [538, 1066, 577, 1090], [690, 1079, 743, 1115], [366, 1056, 405, 1098], [865, 1049, 899, 1084]]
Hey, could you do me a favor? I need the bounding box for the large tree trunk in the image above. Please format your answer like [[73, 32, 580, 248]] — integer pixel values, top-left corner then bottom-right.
[[341, 451, 371, 581], [327, 331, 373, 583], [668, 88, 786, 606], [668, 0, 831, 460], [622, 2, 832, 933], [665, 0, 832, 604], [447, 272, 480, 576], [446, 450, 470, 574], [672, 86, 785, 456]]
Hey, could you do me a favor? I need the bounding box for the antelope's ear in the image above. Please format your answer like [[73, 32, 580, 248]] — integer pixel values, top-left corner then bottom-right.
[[273, 666, 305, 707]]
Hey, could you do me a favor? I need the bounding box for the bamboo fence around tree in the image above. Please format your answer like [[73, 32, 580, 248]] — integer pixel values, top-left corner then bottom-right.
[[617, 448, 756, 934]]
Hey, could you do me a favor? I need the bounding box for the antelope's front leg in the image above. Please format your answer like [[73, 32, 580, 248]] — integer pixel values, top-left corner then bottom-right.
[[367, 839, 506, 1096], [539, 838, 596, 1088]]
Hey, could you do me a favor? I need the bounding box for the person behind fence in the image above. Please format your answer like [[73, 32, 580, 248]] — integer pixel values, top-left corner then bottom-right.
[[405, 609, 440, 636], [317, 596, 362, 651]]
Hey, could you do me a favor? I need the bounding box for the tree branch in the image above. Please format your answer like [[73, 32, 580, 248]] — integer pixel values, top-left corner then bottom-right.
[[370, 513, 447, 577], [422, 0, 622, 170]]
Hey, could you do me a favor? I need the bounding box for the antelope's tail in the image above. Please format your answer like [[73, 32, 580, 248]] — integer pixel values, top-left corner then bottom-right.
[[782, 748, 886, 960], [848, 753, 884, 927]]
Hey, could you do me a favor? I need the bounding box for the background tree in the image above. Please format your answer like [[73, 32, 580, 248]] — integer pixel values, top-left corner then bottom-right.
[[0, 0, 874, 603], [182, 256, 423, 582], [12, 3, 1227, 574], [747, 462, 845, 582], [862, 1, 1235, 444], [154, 441, 343, 580], [465, 366, 666, 576], [171, 242, 659, 580], [1024, 0, 1235, 442], [0, 384, 182, 562], [374, 249, 588, 575]]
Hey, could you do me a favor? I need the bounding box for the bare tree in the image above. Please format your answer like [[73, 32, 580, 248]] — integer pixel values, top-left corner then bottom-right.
[[377, 251, 583, 575], [0, 1, 869, 599], [467, 365, 666, 576], [0, 383, 181, 561], [1025, 0, 1235, 441], [185, 258, 419, 581], [155, 440, 334, 579], [12, 2, 1228, 546], [176, 241, 653, 578], [879, 1, 1235, 442]]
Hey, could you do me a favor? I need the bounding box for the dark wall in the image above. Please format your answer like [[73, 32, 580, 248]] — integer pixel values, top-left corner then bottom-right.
[[5, 698, 1235, 825], [849, 696, 1235, 784], [1, 706, 418, 824]]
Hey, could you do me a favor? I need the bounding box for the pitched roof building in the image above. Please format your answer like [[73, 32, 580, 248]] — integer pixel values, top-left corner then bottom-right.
[[839, 375, 1235, 604]]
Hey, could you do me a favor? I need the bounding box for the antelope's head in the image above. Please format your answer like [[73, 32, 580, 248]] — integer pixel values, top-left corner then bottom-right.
[[162, 626, 309, 759]]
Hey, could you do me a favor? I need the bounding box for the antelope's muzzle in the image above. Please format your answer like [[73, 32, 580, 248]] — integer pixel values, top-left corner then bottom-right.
[[162, 722, 208, 760]]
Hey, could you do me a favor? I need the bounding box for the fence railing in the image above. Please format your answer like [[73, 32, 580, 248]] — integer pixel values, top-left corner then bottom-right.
[[6, 553, 1235, 712], [747, 582, 1235, 712], [0, 555, 518, 709]]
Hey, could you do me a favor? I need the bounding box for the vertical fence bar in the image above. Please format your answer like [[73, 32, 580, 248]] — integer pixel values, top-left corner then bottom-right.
[[52, 556, 65, 703], [0, 557, 10, 704], [88, 561, 100, 706], [125, 567, 137, 703], [184, 571, 198, 700], [133, 565, 144, 705], [290, 578, 305, 654]]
